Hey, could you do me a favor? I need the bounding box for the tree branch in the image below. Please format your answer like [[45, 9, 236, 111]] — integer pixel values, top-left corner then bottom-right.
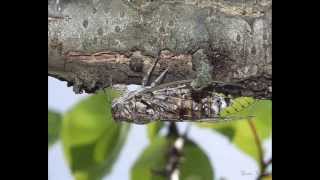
[[48, 0, 272, 98]]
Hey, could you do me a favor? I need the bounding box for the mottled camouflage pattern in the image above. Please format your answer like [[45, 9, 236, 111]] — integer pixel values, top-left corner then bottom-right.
[[112, 80, 252, 124]]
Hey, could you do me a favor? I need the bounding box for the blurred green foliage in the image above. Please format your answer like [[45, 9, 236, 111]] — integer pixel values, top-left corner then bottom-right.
[[48, 91, 271, 180], [48, 110, 62, 147], [131, 137, 214, 180], [61, 89, 130, 180], [147, 121, 165, 142]]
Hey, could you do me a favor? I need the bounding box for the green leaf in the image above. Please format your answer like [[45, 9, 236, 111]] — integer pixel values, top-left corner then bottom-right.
[[147, 122, 165, 142], [220, 97, 257, 117], [48, 110, 62, 148], [232, 100, 271, 163], [261, 175, 272, 180], [131, 137, 214, 180], [131, 137, 168, 180], [198, 122, 237, 141], [180, 139, 214, 180], [61, 89, 130, 180], [197, 99, 272, 165]]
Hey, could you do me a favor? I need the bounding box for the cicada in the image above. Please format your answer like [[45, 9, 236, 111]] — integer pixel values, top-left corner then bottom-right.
[[112, 79, 256, 124]]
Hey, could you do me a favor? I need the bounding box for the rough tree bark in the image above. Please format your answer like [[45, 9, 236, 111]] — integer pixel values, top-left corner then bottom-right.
[[48, 0, 271, 99]]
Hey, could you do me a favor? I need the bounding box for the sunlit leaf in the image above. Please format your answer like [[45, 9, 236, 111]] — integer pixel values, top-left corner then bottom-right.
[[220, 97, 256, 117], [48, 110, 62, 148], [147, 122, 165, 142], [261, 174, 272, 180], [197, 99, 272, 165], [131, 137, 214, 180], [61, 89, 130, 180]]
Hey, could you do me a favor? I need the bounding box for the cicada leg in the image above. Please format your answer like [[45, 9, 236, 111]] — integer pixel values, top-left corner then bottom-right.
[[141, 54, 169, 88], [142, 57, 160, 87], [150, 68, 169, 88]]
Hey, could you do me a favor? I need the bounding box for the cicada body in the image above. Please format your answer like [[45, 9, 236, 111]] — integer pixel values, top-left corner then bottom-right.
[[112, 80, 255, 124]]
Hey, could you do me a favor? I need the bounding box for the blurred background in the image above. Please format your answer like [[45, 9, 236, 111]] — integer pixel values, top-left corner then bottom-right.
[[48, 76, 271, 180]]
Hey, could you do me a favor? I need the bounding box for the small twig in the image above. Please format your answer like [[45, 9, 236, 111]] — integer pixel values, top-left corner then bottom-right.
[[256, 158, 272, 179], [264, 158, 272, 167], [247, 120, 264, 171], [161, 122, 194, 180], [167, 122, 179, 138], [258, 172, 272, 179], [248, 120, 272, 180]]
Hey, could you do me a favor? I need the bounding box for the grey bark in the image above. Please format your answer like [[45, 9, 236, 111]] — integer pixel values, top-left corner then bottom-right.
[[48, 0, 271, 99]]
